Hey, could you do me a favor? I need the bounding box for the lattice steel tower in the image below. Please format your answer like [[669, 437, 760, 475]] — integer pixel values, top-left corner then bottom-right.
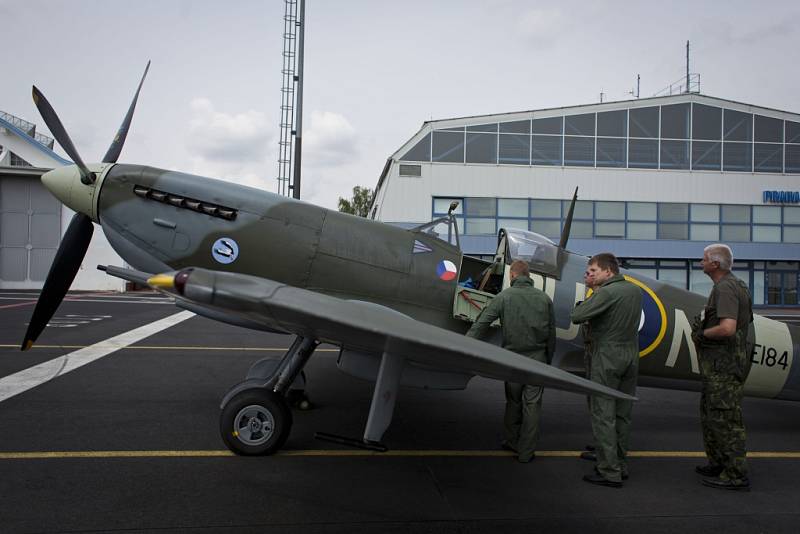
[[277, 0, 305, 199]]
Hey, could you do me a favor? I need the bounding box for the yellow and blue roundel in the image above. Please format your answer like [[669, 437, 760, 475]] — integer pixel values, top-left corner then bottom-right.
[[623, 275, 668, 357]]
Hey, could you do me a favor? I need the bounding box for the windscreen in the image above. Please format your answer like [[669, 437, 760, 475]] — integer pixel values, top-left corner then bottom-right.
[[502, 228, 559, 276]]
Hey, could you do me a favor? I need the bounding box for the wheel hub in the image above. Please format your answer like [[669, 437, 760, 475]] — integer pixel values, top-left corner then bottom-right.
[[234, 404, 275, 446]]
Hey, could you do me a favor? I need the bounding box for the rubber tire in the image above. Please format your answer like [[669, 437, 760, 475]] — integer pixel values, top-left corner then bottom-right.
[[220, 389, 292, 456]]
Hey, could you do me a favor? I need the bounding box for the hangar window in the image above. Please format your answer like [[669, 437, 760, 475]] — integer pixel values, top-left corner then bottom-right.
[[499, 219, 527, 232], [722, 205, 751, 224], [561, 199, 593, 219], [432, 131, 464, 163], [467, 123, 498, 133], [498, 199, 528, 217], [570, 221, 594, 239], [692, 104, 722, 140], [628, 138, 658, 168], [753, 206, 781, 224], [753, 225, 781, 242], [400, 133, 431, 162], [596, 137, 626, 167], [564, 136, 595, 166], [659, 203, 689, 222], [692, 141, 721, 170], [628, 202, 657, 220], [784, 206, 800, 225], [433, 198, 463, 215], [787, 121, 800, 143], [783, 226, 800, 243], [786, 145, 800, 173], [500, 120, 531, 134], [595, 221, 625, 238], [465, 132, 497, 164], [465, 218, 496, 235], [532, 116, 563, 134], [754, 143, 783, 173], [627, 222, 656, 239], [499, 134, 530, 165], [565, 113, 595, 136], [723, 142, 752, 172], [596, 201, 625, 220], [9, 152, 32, 167], [660, 103, 690, 139], [529, 219, 561, 238], [755, 115, 783, 143], [691, 204, 719, 222], [659, 223, 688, 240], [399, 164, 422, 177], [724, 110, 752, 141], [629, 106, 659, 138], [691, 224, 719, 241], [531, 199, 561, 218], [532, 135, 562, 165], [597, 110, 627, 137], [465, 198, 496, 217], [660, 140, 690, 170]]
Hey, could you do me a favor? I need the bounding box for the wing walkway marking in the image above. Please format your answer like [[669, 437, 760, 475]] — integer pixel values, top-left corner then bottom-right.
[[0, 450, 799, 459], [0, 311, 195, 403]]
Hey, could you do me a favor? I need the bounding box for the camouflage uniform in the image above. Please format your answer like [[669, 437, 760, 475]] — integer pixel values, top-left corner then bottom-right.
[[466, 275, 555, 461], [692, 272, 753, 484], [570, 274, 642, 483]]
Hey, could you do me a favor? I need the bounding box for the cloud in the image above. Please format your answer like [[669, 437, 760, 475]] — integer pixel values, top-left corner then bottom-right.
[[304, 110, 358, 167], [513, 7, 565, 47]]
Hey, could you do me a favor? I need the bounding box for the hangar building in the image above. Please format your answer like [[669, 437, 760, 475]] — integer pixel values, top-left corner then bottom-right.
[[371, 93, 800, 307], [0, 110, 124, 291]]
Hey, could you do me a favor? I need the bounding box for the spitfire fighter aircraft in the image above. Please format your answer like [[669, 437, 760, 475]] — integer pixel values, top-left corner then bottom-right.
[[22, 64, 799, 456]]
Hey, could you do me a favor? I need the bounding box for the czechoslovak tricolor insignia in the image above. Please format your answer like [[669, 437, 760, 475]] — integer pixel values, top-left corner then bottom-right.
[[436, 260, 457, 281]]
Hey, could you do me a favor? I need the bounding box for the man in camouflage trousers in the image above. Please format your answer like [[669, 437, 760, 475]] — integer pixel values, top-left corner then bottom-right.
[[466, 260, 555, 463], [692, 243, 753, 491], [571, 253, 641, 487]]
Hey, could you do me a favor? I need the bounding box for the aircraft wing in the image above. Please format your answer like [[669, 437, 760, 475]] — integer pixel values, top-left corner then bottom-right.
[[148, 267, 634, 401]]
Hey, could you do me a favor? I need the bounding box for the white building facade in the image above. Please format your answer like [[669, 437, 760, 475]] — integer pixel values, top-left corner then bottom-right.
[[0, 111, 124, 291], [372, 93, 800, 306]]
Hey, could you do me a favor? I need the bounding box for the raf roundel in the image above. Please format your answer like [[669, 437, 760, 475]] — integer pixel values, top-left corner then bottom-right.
[[436, 260, 458, 281], [212, 237, 240, 265], [623, 275, 668, 357]]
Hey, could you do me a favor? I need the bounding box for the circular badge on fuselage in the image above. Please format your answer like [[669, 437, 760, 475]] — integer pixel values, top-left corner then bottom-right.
[[623, 275, 667, 357], [212, 237, 239, 264]]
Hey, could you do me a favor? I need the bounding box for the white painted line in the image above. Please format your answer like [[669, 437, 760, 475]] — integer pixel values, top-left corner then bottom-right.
[[0, 311, 195, 403]]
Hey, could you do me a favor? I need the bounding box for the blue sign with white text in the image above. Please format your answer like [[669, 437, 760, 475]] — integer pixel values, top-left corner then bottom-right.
[[763, 190, 800, 204]]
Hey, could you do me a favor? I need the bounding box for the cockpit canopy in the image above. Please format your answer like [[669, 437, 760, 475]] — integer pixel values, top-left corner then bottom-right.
[[499, 227, 562, 279]]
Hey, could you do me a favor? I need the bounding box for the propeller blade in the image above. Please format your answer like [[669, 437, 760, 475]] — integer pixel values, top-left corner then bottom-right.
[[21, 213, 94, 351], [31, 86, 94, 184], [102, 60, 151, 164]]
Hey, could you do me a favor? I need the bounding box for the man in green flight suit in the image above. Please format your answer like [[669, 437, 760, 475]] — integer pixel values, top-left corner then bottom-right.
[[466, 259, 555, 463], [571, 253, 641, 487], [692, 243, 753, 491]]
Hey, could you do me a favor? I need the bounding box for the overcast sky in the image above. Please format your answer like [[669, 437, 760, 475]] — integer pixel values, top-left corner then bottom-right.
[[2, 0, 798, 208]]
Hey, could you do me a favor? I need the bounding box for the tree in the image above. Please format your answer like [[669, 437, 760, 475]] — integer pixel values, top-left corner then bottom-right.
[[338, 186, 374, 217]]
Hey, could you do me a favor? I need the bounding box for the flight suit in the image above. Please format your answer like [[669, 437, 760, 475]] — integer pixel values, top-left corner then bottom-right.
[[570, 274, 642, 482], [692, 272, 753, 484], [466, 275, 555, 462]]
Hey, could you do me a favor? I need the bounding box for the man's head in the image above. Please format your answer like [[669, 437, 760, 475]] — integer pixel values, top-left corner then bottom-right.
[[510, 259, 530, 281], [586, 252, 619, 286], [701, 243, 733, 275]]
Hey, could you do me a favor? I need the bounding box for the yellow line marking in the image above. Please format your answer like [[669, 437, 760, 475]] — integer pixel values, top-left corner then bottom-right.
[[0, 345, 339, 352], [1, 450, 799, 460]]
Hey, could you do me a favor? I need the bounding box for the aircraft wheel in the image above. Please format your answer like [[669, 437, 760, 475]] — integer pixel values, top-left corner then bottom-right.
[[220, 389, 292, 456]]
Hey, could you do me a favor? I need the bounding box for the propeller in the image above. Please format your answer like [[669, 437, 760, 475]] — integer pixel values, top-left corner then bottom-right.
[[21, 62, 150, 351]]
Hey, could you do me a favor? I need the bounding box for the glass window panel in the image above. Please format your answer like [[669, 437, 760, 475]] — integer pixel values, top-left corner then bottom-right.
[[753, 272, 765, 305], [691, 223, 719, 241], [465, 132, 497, 164], [692, 104, 722, 140], [532, 116, 563, 134], [564, 136, 595, 166], [659, 203, 689, 222], [465, 218, 496, 235], [630, 268, 657, 280], [766, 261, 799, 270], [628, 138, 658, 168], [754, 143, 783, 173], [754, 115, 783, 142], [595, 221, 625, 237], [498, 134, 530, 165], [723, 142, 752, 172], [596, 137, 626, 167], [660, 140, 690, 169], [660, 103, 690, 139], [629, 106, 659, 138], [440, 126, 465, 132], [784, 206, 800, 224], [692, 141, 721, 171], [466, 123, 498, 133], [596, 201, 625, 220], [724, 109, 752, 141], [532, 135, 563, 165], [499, 120, 531, 134], [531, 199, 561, 218], [659, 223, 688, 240], [753, 206, 781, 224], [783, 226, 800, 243], [786, 144, 800, 173], [498, 198, 528, 217], [432, 131, 464, 163], [465, 198, 496, 217], [570, 220, 593, 238], [721, 224, 750, 241], [530, 219, 561, 238], [433, 198, 463, 214], [691, 204, 719, 222], [691, 269, 713, 297], [628, 202, 657, 220], [722, 205, 750, 223], [658, 268, 687, 289], [400, 133, 431, 161], [498, 218, 527, 232], [565, 113, 595, 136], [597, 110, 627, 137], [627, 222, 657, 239], [627, 260, 657, 267], [563, 200, 593, 219], [753, 225, 781, 242], [787, 121, 800, 144], [660, 261, 688, 267]]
